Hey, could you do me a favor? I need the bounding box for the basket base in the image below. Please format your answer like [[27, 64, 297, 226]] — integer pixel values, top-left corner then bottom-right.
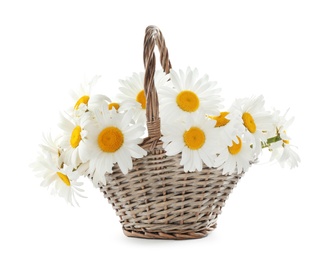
[[123, 224, 217, 240]]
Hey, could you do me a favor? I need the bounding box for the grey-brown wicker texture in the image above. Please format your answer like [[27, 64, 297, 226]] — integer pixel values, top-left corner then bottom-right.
[[98, 26, 243, 239]]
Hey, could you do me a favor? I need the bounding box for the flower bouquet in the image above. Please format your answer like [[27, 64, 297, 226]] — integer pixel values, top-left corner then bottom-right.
[[31, 26, 300, 239]]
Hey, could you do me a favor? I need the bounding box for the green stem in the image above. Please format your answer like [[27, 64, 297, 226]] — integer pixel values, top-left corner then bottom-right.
[[261, 134, 282, 148]]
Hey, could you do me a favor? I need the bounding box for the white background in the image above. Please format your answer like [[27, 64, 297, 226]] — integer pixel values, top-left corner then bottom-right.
[[1, 0, 326, 259]]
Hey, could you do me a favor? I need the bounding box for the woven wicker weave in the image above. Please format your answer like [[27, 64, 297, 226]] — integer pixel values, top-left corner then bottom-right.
[[98, 25, 243, 240]]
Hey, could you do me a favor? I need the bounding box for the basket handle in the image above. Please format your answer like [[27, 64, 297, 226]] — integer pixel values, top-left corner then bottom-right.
[[143, 25, 172, 149]]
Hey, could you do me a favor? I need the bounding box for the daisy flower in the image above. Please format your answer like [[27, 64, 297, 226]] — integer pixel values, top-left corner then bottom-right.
[[158, 67, 223, 122], [31, 151, 85, 206], [161, 113, 219, 172], [231, 95, 273, 155], [70, 75, 111, 116], [208, 109, 245, 147], [57, 112, 90, 168], [215, 134, 254, 174], [267, 110, 300, 169], [39, 132, 62, 160], [81, 105, 147, 186], [118, 70, 169, 124], [106, 99, 139, 114], [269, 142, 300, 169]]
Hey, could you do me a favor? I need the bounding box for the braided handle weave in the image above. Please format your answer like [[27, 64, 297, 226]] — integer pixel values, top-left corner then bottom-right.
[[143, 26, 172, 148]]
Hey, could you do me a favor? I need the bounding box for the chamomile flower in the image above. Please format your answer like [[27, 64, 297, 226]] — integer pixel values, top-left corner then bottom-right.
[[39, 132, 62, 160], [267, 110, 300, 169], [31, 151, 85, 206], [161, 113, 219, 172], [158, 67, 222, 122], [118, 70, 169, 124], [70, 75, 110, 116], [81, 106, 147, 186], [232, 95, 273, 155], [269, 142, 300, 169], [208, 109, 245, 147], [58, 112, 90, 168], [215, 134, 254, 174], [106, 99, 139, 114]]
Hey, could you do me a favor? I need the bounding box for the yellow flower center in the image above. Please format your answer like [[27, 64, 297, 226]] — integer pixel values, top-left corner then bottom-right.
[[282, 130, 289, 144], [70, 126, 82, 148], [209, 112, 230, 127], [108, 102, 120, 110], [242, 112, 256, 133], [98, 127, 124, 152], [74, 95, 90, 110], [176, 90, 200, 112], [136, 90, 146, 109], [183, 127, 206, 150], [228, 136, 242, 155], [57, 172, 71, 186]]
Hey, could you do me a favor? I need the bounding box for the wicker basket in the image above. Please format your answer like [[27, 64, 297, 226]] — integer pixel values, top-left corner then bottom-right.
[[98, 25, 243, 240]]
